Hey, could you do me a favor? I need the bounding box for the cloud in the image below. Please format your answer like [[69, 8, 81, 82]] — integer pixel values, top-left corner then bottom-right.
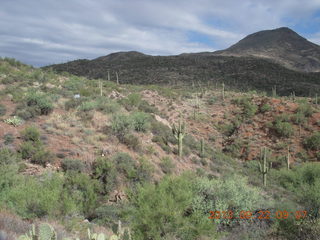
[[0, 0, 319, 66]]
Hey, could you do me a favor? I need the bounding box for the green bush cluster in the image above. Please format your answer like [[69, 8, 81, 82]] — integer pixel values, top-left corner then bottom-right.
[[159, 157, 175, 174], [259, 103, 272, 113], [150, 120, 175, 153], [0, 148, 20, 165], [92, 153, 152, 195], [16, 92, 53, 120], [296, 103, 314, 117], [61, 158, 86, 173], [111, 112, 151, 142], [18, 126, 51, 166], [273, 121, 294, 138], [120, 93, 142, 111], [304, 132, 320, 151], [277, 163, 320, 219], [127, 173, 218, 240], [0, 104, 7, 116], [232, 97, 258, 118]]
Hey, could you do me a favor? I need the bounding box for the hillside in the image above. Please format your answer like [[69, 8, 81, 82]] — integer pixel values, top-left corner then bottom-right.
[[216, 27, 320, 72], [45, 28, 320, 97], [1, 57, 320, 239]]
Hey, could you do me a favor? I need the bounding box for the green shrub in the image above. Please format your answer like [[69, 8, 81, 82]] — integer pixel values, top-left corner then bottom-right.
[[291, 112, 307, 125], [112, 152, 136, 179], [111, 114, 134, 140], [78, 101, 97, 112], [138, 100, 158, 113], [61, 159, 86, 172], [19, 141, 39, 159], [120, 93, 141, 111], [127, 174, 217, 240], [275, 113, 291, 122], [297, 103, 313, 117], [19, 127, 51, 166], [135, 157, 154, 183], [96, 98, 121, 114], [64, 98, 83, 110], [26, 92, 53, 115], [92, 157, 117, 194], [304, 132, 320, 151], [3, 133, 14, 145], [131, 112, 150, 132], [122, 134, 142, 152], [207, 96, 216, 105], [21, 126, 40, 142], [0, 148, 20, 165], [273, 121, 294, 137], [277, 163, 320, 219], [159, 157, 175, 174], [260, 103, 272, 113], [0, 172, 77, 219], [233, 97, 258, 118], [192, 174, 263, 225], [29, 148, 51, 166], [64, 172, 100, 217], [15, 106, 40, 120], [0, 104, 6, 116]]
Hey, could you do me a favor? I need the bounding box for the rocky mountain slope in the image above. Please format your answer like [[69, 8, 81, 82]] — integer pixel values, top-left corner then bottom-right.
[[215, 27, 320, 72], [45, 28, 320, 97]]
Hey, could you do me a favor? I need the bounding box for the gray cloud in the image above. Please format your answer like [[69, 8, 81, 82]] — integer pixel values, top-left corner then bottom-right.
[[0, 0, 319, 66]]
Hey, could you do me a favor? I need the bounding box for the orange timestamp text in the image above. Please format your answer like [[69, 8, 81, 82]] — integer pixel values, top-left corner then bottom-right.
[[208, 210, 308, 220]]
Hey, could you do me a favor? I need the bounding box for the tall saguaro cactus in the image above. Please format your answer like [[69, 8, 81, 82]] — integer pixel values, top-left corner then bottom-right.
[[172, 118, 186, 158], [99, 80, 103, 97], [259, 147, 269, 186], [116, 71, 119, 85], [272, 86, 277, 97], [222, 82, 225, 101], [287, 146, 290, 170], [200, 138, 205, 158]]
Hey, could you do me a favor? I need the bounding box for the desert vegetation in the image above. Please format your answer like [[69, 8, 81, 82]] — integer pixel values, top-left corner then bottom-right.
[[0, 57, 319, 239]]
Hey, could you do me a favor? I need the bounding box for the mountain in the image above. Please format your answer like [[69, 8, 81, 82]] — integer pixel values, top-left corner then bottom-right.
[[215, 27, 320, 72], [45, 28, 320, 96]]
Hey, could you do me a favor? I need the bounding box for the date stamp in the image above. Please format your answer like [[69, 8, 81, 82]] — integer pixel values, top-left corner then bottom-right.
[[208, 210, 308, 220]]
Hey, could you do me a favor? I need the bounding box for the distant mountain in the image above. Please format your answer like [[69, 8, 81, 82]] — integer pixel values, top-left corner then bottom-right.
[[45, 28, 320, 96], [215, 27, 320, 72]]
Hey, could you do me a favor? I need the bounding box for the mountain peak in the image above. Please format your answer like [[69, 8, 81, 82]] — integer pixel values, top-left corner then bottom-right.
[[216, 27, 320, 72], [95, 51, 148, 62]]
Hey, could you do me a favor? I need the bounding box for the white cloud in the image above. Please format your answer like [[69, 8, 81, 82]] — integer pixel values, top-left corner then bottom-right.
[[0, 0, 319, 66]]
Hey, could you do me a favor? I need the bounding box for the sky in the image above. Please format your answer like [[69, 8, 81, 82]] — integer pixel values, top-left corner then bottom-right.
[[1, 0, 320, 67]]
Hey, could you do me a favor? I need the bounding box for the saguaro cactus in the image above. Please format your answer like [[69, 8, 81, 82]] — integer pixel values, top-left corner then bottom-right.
[[172, 118, 186, 158], [99, 80, 103, 97], [116, 71, 119, 85], [222, 82, 225, 101], [200, 138, 205, 158], [272, 86, 277, 97], [291, 91, 295, 102], [287, 146, 290, 170], [259, 147, 269, 186], [193, 95, 200, 120]]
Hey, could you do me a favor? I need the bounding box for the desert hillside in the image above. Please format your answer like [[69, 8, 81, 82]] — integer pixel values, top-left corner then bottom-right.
[[0, 57, 320, 239]]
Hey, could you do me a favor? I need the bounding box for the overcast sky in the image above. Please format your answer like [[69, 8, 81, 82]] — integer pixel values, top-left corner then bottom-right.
[[1, 0, 320, 67]]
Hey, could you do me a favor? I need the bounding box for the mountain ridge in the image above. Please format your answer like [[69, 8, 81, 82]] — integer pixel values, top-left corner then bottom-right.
[[45, 27, 320, 96], [214, 27, 320, 72]]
